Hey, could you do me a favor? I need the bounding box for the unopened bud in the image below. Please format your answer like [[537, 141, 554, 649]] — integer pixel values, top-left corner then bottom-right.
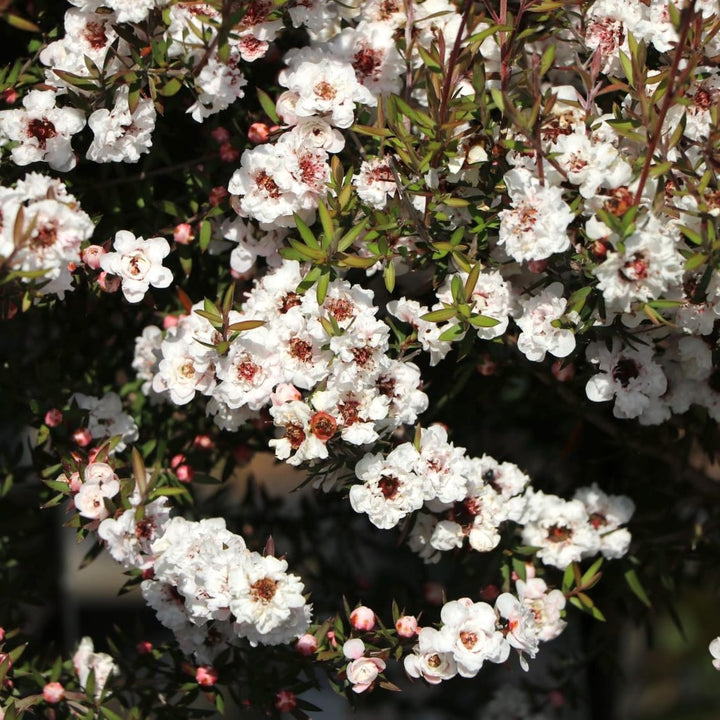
[[395, 615, 418, 638], [42, 682, 65, 704], [248, 123, 270, 144], [81, 245, 106, 269], [97, 271, 120, 293], [195, 666, 218, 687], [295, 634, 318, 656], [173, 223, 194, 245], [73, 428, 92, 447], [44, 408, 63, 427], [350, 606, 375, 631]]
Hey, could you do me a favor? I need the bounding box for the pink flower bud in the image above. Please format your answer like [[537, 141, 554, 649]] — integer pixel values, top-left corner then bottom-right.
[[219, 142, 239, 163], [552, 360, 575, 382], [0, 627, 5, 642], [270, 383, 302, 406], [527, 259, 548, 274], [42, 682, 65, 704], [211, 127, 231, 144], [195, 666, 218, 687], [163, 314, 180, 329], [326, 630, 337, 649], [173, 223, 194, 245], [73, 428, 92, 447], [68, 472, 82, 493], [248, 123, 270, 144], [44, 408, 63, 427], [193, 434, 214, 450], [209, 186, 228, 207], [176, 464, 194, 483], [395, 615, 418, 638], [136, 641, 153, 655], [87, 447, 102, 464], [295, 634, 318, 656], [350, 606, 375, 632], [2, 88, 18, 104], [274, 690, 297, 712], [591, 239, 608, 259], [170, 453, 185, 470], [97, 271, 120, 293], [81, 245, 106, 269]]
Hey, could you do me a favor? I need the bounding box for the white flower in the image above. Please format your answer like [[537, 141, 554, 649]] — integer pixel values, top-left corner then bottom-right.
[[350, 444, 424, 529], [574, 483, 634, 560], [498, 168, 573, 262], [353, 156, 397, 209], [710, 637, 720, 671], [229, 553, 310, 645], [0, 173, 94, 299], [73, 637, 118, 699], [585, 341, 667, 420], [74, 392, 139, 453], [495, 593, 539, 670], [98, 497, 171, 569], [100, 230, 172, 303], [403, 627, 458, 684], [439, 598, 510, 677], [87, 85, 156, 163], [515, 282, 576, 362], [346, 656, 385, 693], [0, 90, 85, 171], [516, 577, 567, 642], [592, 214, 685, 314], [521, 493, 600, 569], [279, 51, 375, 128]]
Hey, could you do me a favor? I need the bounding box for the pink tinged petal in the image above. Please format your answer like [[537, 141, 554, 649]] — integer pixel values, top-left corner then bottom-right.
[[343, 638, 365, 660]]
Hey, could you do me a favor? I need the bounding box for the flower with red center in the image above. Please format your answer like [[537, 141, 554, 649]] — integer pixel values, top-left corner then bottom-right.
[[310, 411, 337, 442]]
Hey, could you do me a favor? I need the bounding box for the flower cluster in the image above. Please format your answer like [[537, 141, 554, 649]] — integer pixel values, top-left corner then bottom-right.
[[142, 516, 311, 662], [4, 0, 720, 715], [0, 173, 94, 298], [134, 259, 428, 460]]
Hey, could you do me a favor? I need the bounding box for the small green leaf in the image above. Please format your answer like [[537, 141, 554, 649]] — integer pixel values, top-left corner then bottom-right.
[[316, 271, 330, 305], [383, 262, 395, 293], [294, 213, 319, 249], [257, 87, 279, 123], [158, 78, 183, 97], [199, 220, 212, 251], [421, 307, 457, 323], [467, 314, 500, 328], [438, 323, 465, 342], [624, 568, 652, 607], [227, 319, 265, 333]]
